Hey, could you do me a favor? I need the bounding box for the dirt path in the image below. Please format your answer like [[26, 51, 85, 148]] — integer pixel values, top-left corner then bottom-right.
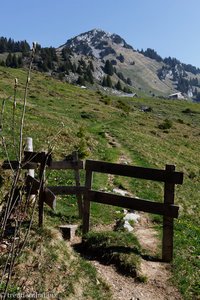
[[88, 213, 182, 300], [72, 134, 183, 299], [91, 259, 182, 300]]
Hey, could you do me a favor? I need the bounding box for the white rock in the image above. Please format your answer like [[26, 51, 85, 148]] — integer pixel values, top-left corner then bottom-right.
[[123, 220, 133, 232], [113, 188, 128, 196], [123, 212, 140, 223]]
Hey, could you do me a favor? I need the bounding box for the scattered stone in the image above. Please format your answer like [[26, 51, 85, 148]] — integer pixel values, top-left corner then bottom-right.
[[123, 220, 134, 232], [140, 105, 152, 112], [113, 188, 129, 196], [124, 212, 140, 223]]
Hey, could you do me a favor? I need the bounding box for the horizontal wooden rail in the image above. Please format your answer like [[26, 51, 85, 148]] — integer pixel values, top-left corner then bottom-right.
[[48, 160, 84, 170], [47, 186, 85, 195], [85, 160, 183, 184], [2, 161, 38, 170], [87, 190, 179, 218], [2, 160, 84, 170]]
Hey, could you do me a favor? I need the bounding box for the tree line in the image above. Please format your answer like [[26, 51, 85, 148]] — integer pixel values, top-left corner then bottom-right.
[[0, 37, 30, 53]]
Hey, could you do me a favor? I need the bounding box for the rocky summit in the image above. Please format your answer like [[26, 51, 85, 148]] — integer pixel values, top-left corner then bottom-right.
[[57, 29, 200, 99]]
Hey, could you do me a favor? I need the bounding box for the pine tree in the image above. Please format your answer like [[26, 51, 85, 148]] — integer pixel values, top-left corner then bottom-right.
[[126, 77, 132, 86], [115, 80, 122, 90], [104, 60, 114, 76]]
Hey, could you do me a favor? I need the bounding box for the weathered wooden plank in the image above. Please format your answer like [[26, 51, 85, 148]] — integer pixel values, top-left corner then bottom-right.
[[48, 160, 84, 170], [26, 176, 56, 210], [44, 188, 56, 210], [24, 151, 52, 166], [47, 186, 85, 195], [2, 161, 38, 170], [26, 175, 40, 194], [162, 165, 176, 262], [87, 190, 179, 218], [2, 160, 84, 170], [85, 160, 183, 184]]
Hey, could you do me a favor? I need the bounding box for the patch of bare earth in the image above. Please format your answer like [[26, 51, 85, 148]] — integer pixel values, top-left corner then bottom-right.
[[87, 213, 182, 300]]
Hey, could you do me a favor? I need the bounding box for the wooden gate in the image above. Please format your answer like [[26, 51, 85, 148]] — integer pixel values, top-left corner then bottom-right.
[[82, 160, 183, 262]]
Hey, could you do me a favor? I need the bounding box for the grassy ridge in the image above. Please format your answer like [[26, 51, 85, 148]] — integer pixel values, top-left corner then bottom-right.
[[0, 66, 200, 299]]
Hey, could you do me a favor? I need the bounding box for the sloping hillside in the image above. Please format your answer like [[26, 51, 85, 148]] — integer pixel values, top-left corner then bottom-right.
[[0, 66, 200, 299]]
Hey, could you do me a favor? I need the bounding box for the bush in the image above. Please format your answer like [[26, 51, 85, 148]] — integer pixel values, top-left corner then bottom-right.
[[158, 119, 173, 130]]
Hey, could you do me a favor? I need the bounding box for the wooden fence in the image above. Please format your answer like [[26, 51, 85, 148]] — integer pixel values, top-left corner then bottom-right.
[[82, 160, 183, 262], [2, 153, 183, 262], [2, 150, 85, 226]]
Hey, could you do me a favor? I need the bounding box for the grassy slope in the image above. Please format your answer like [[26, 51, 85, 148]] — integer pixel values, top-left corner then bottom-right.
[[0, 66, 200, 299]]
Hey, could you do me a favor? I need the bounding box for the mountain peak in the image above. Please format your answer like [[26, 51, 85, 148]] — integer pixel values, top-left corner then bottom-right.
[[60, 28, 133, 58]]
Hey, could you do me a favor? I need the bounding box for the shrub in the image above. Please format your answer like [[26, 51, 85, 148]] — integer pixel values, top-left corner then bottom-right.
[[158, 119, 173, 130]]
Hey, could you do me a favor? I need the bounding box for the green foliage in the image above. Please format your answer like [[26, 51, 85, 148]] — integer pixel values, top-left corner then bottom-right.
[[173, 219, 200, 299], [100, 95, 111, 105], [0, 36, 30, 53], [76, 126, 90, 158], [0, 283, 20, 296], [140, 48, 163, 62], [116, 99, 130, 113], [158, 119, 173, 130], [5, 53, 23, 68]]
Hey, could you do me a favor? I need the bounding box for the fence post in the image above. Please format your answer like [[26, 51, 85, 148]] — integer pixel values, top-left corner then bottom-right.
[[38, 157, 46, 227], [82, 169, 93, 235], [25, 137, 36, 204], [72, 151, 83, 218], [162, 164, 175, 262], [26, 137, 34, 177]]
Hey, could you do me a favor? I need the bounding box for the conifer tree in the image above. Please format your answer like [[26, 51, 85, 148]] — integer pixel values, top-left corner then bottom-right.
[[104, 60, 114, 76], [115, 80, 122, 90]]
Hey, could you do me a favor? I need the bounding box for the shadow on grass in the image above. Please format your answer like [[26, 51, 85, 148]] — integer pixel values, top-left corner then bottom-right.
[[72, 231, 161, 281], [45, 209, 80, 224]]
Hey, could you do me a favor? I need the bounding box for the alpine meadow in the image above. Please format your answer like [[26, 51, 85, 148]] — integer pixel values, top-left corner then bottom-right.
[[0, 30, 200, 300]]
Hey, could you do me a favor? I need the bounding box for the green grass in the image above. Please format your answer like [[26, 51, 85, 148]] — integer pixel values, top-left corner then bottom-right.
[[12, 227, 111, 299], [81, 231, 145, 281], [0, 65, 200, 299]]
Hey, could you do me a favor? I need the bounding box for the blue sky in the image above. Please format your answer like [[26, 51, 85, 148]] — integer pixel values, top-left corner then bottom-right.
[[1, 0, 200, 67]]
